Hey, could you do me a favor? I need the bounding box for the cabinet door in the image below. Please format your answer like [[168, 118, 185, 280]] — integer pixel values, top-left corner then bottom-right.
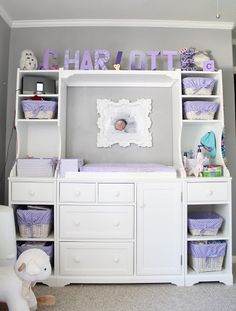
[[137, 183, 182, 275]]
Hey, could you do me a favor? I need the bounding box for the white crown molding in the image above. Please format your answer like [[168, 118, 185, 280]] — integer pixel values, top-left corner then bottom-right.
[[11, 18, 235, 30], [0, 4, 12, 27]]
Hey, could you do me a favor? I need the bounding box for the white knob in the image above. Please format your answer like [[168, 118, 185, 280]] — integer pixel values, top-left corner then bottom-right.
[[113, 220, 120, 227], [75, 190, 81, 197], [113, 257, 120, 263], [115, 191, 120, 197], [208, 190, 214, 196], [74, 220, 80, 226], [74, 256, 80, 263], [28, 190, 35, 197]]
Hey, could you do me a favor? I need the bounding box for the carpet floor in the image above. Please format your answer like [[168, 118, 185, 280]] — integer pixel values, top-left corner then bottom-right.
[[33, 266, 236, 311]]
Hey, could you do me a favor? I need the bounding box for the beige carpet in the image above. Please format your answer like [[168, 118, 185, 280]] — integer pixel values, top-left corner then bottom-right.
[[34, 266, 236, 311]]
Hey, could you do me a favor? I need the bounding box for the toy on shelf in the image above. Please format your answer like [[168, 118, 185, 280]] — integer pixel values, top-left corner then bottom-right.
[[179, 48, 212, 71], [19, 49, 38, 70], [0, 248, 55, 311]]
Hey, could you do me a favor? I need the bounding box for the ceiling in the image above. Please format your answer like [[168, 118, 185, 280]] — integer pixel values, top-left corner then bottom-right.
[[0, 0, 236, 34]]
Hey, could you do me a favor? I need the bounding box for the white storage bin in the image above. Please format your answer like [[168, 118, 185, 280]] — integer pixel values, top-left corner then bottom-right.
[[17, 158, 57, 177]]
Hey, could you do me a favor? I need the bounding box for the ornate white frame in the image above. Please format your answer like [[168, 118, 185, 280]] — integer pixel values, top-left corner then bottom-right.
[[97, 98, 152, 147]]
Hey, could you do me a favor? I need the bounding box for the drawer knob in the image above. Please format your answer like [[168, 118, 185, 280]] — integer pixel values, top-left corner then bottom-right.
[[208, 190, 214, 196], [115, 191, 120, 197], [28, 190, 35, 197], [75, 191, 81, 197], [74, 220, 80, 226], [74, 256, 80, 263], [113, 220, 120, 227], [113, 257, 120, 263]]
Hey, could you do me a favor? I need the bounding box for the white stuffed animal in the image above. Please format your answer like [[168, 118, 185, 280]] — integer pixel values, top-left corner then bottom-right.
[[0, 248, 52, 311], [20, 50, 38, 70]]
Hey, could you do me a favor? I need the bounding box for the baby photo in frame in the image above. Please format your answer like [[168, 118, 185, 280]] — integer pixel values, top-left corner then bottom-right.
[[97, 98, 152, 147]]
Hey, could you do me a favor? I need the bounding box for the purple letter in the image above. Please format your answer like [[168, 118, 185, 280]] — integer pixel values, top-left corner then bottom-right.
[[43, 48, 58, 70], [146, 51, 160, 70], [203, 60, 215, 72], [115, 51, 123, 65], [94, 50, 110, 70], [80, 50, 93, 70], [162, 50, 178, 70], [64, 50, 80, 69], [129, 51, 146, 70]]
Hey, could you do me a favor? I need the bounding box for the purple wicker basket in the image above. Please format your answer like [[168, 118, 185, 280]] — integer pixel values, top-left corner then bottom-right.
[[183, 101, 219, 120], [188, 211, 223, 236], [182, 77, 216, 95], [16, 207, 53, 238], [17, 242, 53, 261], [188, 241, 226, 272], [21, 100, 57, 119]]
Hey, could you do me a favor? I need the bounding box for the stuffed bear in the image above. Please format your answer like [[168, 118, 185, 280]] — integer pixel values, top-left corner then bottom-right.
[[0, 248, 54, 311], [19, 50, 38, 70]]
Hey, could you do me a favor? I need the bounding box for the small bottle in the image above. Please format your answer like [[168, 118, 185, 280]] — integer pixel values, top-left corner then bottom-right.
[[183, 152, 188, 169], [196, 145, 204, 162]]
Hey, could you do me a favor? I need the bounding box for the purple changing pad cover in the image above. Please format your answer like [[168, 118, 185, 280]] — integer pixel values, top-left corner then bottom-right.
[[80, 163, 176, 173]]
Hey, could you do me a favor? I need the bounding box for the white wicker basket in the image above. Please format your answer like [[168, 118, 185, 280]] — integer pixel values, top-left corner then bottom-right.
[[19, 223, 52, 238], [189, 255, 224, 273]]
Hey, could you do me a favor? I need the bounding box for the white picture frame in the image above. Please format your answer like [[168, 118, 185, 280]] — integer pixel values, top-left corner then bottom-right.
[[97, 98, 152, 147]]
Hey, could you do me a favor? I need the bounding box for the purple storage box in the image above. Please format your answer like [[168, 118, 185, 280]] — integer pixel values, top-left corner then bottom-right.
[[188, 211, 223, 236], [182, 77, 216, 95], [21, 100, 57, 119], [188, 241, 226, 272], [59, 159, 84, 177], [184, 101, 219, 120], [16, 207, 53, 238], [17, 242, 53, 262], [17, 158, 57, 177]]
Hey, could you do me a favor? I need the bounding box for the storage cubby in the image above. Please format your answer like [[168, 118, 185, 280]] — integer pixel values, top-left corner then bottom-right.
[[13, 203, 55, 272]]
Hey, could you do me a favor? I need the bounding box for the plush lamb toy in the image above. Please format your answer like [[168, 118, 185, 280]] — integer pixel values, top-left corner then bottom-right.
[[0, 248, 53, 311], [20, 50, 38, 70]]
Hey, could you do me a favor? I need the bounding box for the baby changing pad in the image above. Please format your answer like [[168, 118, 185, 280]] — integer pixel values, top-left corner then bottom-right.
[[66, 163, 176, 178]]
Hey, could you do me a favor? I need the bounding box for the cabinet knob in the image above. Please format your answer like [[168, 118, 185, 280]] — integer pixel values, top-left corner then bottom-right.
[[114, 191, 120, 197], [113, 257, 120, 263], [74, 256, 80, 263], [74, 220, 80, 226], [208, 190, 214, 196], [113, 220, 120, 227], [28, 190, 35, 197], [75, 190, 81, 197]]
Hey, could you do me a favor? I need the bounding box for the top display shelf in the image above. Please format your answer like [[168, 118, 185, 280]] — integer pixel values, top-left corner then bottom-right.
[[59, 69, 181, 87]]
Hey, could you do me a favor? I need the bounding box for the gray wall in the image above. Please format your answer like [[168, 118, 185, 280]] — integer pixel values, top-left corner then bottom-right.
[[6, 27, 236, 254], [0, 16, 10, 204]]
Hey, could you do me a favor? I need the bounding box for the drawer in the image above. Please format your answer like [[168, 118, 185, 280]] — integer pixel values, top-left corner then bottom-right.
[[98, 183, 134, 203], [60, 242, 133, 276], [187, 182, 229, 203], [60, 183, 96, 203], [60, 205, 134, 239], [11, 182, 54, 203]]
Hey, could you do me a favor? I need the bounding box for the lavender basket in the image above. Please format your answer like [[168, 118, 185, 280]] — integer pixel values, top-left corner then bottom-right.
[[182, 77, 216, 95], [184, 101, 219, 120], [188, 241, 226, 272], [16, 207, 53, 238], [188, 211, 223, 236], [17, 242, 53, 261], [21, 100, 57, 119]]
